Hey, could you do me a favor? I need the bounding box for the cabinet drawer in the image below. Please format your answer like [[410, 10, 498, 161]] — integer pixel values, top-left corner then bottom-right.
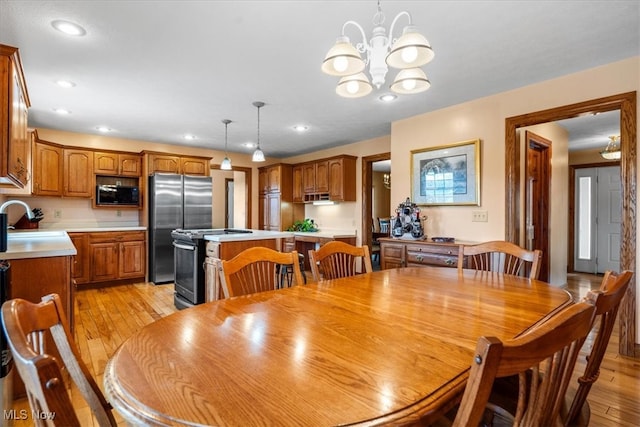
[[88, 231, 145, 243], [405, 243, 458, 256], [406, 251, 458, 268], [206, 241, 220, 258], [381, 243, 404, 260]]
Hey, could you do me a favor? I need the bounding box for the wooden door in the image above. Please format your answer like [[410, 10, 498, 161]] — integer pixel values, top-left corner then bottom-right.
[[292, 165, 304, 202], [267, 166, 280, 192], [94, 152, 119, 175], [303, 163, 316, 193], [33, 141, 63, 196], [328, 158, 345, 200], [181, 157, 208, 176], [119, 154, 142, 176], [315, 161, 329, 193], [69, 232, 90, 285], [6, 58, 30, 187], [119, 240, 145, 278], [64, 149, 93, 197], [90, 242, 119, 281], [268, 193, 281, 230], [525, 131, 551, 282]]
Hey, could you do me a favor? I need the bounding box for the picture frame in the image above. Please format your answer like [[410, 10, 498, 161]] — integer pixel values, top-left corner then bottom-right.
[[410, 139, 481, 206]]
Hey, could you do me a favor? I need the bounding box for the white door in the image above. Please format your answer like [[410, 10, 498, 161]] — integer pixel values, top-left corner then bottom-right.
[[574, 166, 621, 273]]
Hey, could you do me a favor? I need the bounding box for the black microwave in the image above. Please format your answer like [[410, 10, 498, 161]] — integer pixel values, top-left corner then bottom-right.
[[96, 185, 139, 205]]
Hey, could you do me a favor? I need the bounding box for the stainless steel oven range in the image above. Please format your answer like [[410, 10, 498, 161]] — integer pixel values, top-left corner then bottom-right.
[[171, 228, 252, 310]]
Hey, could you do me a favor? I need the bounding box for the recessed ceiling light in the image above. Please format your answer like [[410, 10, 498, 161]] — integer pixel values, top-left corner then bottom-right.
[[184, 134, 196, 140], [96, 126, 111, 133], [53, 108, 71, 115], [293, 125, 309, 132], [51, 20, 86, 36], [379, 94, 397, 102], [56, 80, 76, 88], [243, 142, 256, 149]]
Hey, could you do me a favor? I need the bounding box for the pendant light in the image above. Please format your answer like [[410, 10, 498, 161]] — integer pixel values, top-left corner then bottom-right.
[[252, 101, 266, 162], [220, 119, 232, 170]]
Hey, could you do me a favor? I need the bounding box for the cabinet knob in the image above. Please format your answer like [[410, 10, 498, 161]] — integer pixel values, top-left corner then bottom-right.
[[445, 258, 455, 266], [416, 254, 424, 262]]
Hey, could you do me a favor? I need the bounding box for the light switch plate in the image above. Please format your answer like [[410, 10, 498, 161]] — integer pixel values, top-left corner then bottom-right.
[[472, 210, 488, 222]]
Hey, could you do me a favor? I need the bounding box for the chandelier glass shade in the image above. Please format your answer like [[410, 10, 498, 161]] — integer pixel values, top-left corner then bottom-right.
[[252, 101, 266, 162], [322, 2, 434, 98], [383, 173, 391, 189], [220, 119, 232, 170], [600, 135, 621, 160]]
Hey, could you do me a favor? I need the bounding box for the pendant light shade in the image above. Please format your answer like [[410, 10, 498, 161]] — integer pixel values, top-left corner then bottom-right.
[[386, 25, 434, 69], [220, 119, 232, 170], [390, 67, 430, 94], [252, 101, 266, 162], [336, 72, 373, 98]]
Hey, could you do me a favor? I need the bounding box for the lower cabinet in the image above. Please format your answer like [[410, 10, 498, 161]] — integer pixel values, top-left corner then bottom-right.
[[380, 239, 461, 270], [70, 230, 145, 287]]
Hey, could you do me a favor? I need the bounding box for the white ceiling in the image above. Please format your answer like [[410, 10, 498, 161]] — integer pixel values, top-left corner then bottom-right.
[[0, 1, 637, 158]]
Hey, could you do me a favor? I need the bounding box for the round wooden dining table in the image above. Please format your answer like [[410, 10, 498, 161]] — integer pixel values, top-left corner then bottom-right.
[[104, 267, 572, 426]]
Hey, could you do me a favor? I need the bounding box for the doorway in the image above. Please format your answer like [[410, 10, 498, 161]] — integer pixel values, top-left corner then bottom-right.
[[573, 165, 621, 274], [525, 131, 551, 282], [225, 178, 234, 228], [210, 165, 252, 229], [361, 152, 391, 254], [505, 91, 637, 357]]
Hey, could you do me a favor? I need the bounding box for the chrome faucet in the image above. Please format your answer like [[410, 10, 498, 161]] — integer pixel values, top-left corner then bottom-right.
[[0, 200, 34, 219]]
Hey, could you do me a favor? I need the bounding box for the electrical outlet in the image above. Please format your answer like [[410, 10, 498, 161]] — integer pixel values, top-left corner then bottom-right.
[[472, 210, 488, 222], [116, 210, 122, 217], [53, 209, 62, 219]]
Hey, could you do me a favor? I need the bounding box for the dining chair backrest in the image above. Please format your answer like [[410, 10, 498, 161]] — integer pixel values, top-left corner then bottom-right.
[[451, 300, 596, 427], [564, 269, 633, 425], [458, 240, 542, 279], [308, 241, 373, 282], [1, 293, 116, 427], [378, 217, 390, 234], [219, 247, 303, 298]]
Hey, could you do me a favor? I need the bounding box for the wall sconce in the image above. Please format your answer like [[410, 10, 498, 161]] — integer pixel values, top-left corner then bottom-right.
[[383, 173, 391, 189]]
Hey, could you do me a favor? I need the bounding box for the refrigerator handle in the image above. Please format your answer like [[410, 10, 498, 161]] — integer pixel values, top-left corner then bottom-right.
[[173, 243, 196, 251]]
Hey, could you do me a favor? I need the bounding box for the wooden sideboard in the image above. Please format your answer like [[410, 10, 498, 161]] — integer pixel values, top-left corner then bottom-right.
[[379, 238, 462, 270]]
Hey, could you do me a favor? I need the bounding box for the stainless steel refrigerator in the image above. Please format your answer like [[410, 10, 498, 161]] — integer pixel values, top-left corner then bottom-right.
[[148, 173, 212, 284]]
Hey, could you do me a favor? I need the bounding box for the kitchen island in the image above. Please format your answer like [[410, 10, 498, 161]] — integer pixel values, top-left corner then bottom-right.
[[284, 230, 357, 271], [204, 230, 294, 302], [3, 230, 77, 397]]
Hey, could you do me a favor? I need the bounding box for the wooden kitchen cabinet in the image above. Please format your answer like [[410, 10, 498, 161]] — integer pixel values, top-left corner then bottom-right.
[[379, 238, 461, 270], [258, 163, 302, 231], [296, 155, 356, 202], [143, 151, 211, 176], [69, 232, 90, 285], [63, 148, 93, 197], [86, 231, 145, 285], [0, 44, 31, 188], [32, 139, 63, 196], [292, 165, 304, 202], [94, 151, 142, 176], [181, 156, 209, 176], [8, 255, 73, 397]]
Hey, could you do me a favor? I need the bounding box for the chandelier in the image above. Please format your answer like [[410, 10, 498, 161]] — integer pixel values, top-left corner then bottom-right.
[[600, 135, 621, 160], [321, 1, 434, 98], [220, 119, 232, 170], [252, 101, 265, 162]]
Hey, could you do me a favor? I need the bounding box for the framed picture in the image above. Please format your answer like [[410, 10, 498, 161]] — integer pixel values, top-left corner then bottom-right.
[[410, 139, 481, 206]]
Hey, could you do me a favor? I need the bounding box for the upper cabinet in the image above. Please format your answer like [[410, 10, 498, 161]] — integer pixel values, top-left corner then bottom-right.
[[295, 155, 357, 202], [0, 44, 31, 188], [143, 151, 211, 176], [94, 151, 142, 177], [63, 148, 93, 197], [32, 140, 63, 196]]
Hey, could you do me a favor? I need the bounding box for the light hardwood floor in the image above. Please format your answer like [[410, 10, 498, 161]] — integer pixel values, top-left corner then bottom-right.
[[8, 273, 640, 426]]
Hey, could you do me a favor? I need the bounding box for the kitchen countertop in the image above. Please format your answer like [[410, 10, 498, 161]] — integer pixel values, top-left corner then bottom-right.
[[3, 230, 77, 260], [204, 230, 294, 242], [37, 223, 146, 232]]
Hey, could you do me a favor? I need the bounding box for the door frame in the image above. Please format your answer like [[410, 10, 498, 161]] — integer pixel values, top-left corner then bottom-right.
[[505, 91, 637, 357], [362, 152, 391, 251]]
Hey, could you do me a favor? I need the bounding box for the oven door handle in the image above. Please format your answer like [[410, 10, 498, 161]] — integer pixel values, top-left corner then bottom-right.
[[173, 243, 196, 251]]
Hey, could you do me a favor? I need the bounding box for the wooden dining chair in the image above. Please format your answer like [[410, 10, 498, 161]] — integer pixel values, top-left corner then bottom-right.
[[308, 241, 373, 281], [458, 240, 542, 279], [218, 247, 304, 298], [1, 293, 116, 427], [563, 269, 633, 426], [450, 300, 596, 427]]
